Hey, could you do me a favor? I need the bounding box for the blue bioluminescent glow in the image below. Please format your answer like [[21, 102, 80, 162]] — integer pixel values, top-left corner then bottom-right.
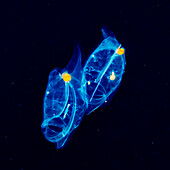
[[41, 43, 88, 149], [81, 26, 126, 115], [41, 26, 126, 149]]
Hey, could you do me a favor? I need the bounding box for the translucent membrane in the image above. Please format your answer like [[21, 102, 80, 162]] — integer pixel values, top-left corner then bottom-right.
[[41, 27, 126, 149]]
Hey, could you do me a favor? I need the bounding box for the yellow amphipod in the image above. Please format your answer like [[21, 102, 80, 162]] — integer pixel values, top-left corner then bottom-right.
[[116, 47, 125, 55], [110, 72, 116, 81], [62, 72, 71, 82]]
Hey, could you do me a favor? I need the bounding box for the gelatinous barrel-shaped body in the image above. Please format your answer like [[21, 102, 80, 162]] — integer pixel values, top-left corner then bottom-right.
[[81, 26, 126, 115], [41, 27, 126, 149], [41, 44, 88, 149]]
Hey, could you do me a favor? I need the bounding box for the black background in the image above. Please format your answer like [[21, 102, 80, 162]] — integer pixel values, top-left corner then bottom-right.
[[0, 0, 169, 170]]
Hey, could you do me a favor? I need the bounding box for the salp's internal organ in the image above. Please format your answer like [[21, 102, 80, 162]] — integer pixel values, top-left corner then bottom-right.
[[81, 26, 126, 115], [41, 26, 126, 149]]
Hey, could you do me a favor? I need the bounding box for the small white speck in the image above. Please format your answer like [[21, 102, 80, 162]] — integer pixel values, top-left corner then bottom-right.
[[46, 91, 49, 94], [124, 20, 128, 24], [9, 157, 13, 161], [59, 73, 62, 78]]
